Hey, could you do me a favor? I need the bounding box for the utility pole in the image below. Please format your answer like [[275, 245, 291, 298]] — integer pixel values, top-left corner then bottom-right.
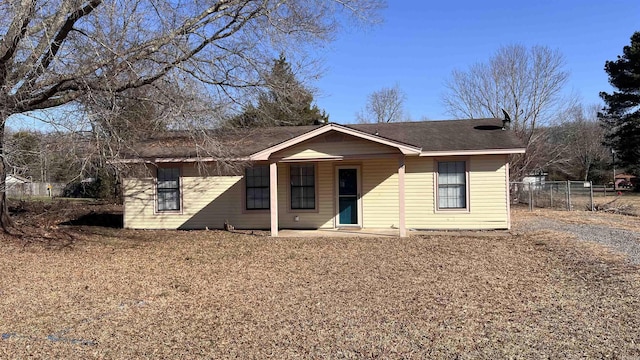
[[611, 149, 616, 190]]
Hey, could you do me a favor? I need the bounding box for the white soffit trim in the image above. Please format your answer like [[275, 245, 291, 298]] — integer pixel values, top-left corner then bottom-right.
[[419, 148, 526, 157], [249, 123, 422, 161]]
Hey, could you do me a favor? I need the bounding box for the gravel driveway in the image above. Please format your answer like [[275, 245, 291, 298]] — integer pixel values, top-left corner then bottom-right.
[[516, 216, 640, 265]]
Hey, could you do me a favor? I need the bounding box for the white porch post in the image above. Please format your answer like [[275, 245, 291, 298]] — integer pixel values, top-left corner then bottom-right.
[[505, 158, 511, 230], [270, 161, 278, 237], [398, 156, 407, 237]]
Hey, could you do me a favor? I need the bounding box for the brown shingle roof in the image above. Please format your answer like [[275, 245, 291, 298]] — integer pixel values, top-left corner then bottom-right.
[[346, 118, 523, 152], [125, 118, 524, 160]]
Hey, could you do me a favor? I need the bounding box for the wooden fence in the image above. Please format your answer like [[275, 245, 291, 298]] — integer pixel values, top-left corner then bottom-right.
[[6, 182, 65, 198]]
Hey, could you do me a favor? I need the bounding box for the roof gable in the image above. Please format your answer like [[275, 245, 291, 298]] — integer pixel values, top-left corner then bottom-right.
[[249, 123, 422, 161]]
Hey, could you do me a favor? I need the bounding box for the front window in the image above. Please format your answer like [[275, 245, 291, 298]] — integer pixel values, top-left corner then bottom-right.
[[246, 165, 270, 210], [437, 161, 467, 209], [157, 168, 180, 211], [290, 164, 315, 209]]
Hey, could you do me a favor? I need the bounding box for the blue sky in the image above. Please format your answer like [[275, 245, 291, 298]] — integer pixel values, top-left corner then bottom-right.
[[314, 0, 640, 123], [9, 1, 639, 129]]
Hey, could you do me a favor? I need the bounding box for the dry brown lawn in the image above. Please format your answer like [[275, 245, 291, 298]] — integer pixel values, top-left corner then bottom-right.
[[519, 193, 640, 231], [1, 202, 639, 358], [592, 191, 640, 216]]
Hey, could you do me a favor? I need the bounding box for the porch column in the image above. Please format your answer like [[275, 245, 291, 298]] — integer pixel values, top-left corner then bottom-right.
[[505, 158, 511, 230], [398, 156, 407, 237], [270, 161, 278, 237]]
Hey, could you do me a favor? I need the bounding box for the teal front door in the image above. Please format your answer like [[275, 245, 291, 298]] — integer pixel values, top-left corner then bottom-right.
[[337, 167, 360, 226]]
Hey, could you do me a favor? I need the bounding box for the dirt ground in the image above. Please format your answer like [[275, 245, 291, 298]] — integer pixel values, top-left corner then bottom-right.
[[0, 200, 639, 358]]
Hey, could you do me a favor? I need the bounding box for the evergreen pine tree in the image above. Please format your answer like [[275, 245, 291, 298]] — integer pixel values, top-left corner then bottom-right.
[[230, 55, 328, 127], [599, 31, 640, 172]]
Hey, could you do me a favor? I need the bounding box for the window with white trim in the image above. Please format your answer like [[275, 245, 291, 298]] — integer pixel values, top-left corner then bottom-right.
[[157, 168, 180, 211], [437, 161, 467, 209], [246, 165, 270, 210], [290, 164, 315, 209]]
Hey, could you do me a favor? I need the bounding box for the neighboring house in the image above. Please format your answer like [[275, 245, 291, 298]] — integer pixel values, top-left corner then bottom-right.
[[6, 174, 32, 198], [120, 118, 525, 236], [6, 175, 65, 198], [522, 171, 548, 190], [615, 173, 636, 189]]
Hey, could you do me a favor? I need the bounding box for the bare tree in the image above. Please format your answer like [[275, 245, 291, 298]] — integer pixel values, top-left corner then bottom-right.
[[442, 44, 571, 180], [548, 104, 610, 182], [5, 128, 87, 184], [357, 85, 406, 123], [5, 130, 41, 180], [0, 0, 384, 230]]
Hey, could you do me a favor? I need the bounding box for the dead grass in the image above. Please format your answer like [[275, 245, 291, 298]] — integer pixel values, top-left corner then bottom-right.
[[593, 191, 640, 216], [513, 204, 640, 232], [0, 204, 639, 358]]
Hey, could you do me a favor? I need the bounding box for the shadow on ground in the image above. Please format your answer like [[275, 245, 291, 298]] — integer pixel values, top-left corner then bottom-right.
[[61, 212, 123, 228]]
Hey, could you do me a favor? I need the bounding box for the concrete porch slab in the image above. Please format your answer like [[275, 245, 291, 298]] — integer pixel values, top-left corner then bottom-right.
[[275, 228, 513, 238], [277, 228, 400, 238]]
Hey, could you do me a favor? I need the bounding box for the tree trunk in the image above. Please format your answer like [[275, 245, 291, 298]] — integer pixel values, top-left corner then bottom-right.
[[0, 115, 14, 232]]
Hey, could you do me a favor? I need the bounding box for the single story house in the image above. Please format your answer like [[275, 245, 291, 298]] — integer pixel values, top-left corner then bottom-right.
[[120, 118, 525, 236], [615, 173, 637, 189], [522, 170, 548, 191]]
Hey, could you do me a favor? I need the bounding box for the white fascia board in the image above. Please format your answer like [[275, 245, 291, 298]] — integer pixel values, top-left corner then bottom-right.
[[419, 148, 526, 157]]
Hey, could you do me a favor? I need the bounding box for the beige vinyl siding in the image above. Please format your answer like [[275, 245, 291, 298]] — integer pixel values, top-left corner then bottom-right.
[[124, 163, 269, 230], [278, 162, 335, 229], [274, 133, 399, 160], [405, 155, 508, 229], [361, 158, 399, 228], [123, 154, 510, 230]]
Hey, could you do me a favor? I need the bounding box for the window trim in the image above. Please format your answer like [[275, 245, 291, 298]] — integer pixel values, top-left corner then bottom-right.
[[434, 158, 470, 212], [244, 164, 270, 211], [155, 166, 183, 214], [288, 163, 319, 213]]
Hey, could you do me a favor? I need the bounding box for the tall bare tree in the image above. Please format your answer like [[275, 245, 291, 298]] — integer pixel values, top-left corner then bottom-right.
[[0, 0, 384, 230], [5, 129, 86, 183], [357, 84, 406, 123], [442, 44, 571, 180], [5, 130, 41, 179], [548, 104, 610, 182]]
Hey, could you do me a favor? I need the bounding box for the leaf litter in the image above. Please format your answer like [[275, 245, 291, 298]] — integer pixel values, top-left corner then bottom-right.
[[0, 201, 638, 358]]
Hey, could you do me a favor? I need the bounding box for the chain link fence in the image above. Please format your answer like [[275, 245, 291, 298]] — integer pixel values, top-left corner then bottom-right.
[[510, 181, 602, 211]]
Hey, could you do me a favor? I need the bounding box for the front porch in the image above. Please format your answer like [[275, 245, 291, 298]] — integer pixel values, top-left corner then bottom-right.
[[249, 124, 421, 238], [266, 156, 408, 237]]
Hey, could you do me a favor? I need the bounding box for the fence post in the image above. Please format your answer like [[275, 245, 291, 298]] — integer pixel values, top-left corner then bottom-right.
[[589, 181, 594, 211], [550, 185, 553, 208], [528, 184, 533, 211], [566, 180, 572, 211]]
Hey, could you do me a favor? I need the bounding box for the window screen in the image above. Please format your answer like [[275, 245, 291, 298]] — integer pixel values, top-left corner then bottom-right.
[[438, 161, 466, 209], [157, 168, 180, 211], [246, 165, 270, 210], [290, 165, 315, 209]]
